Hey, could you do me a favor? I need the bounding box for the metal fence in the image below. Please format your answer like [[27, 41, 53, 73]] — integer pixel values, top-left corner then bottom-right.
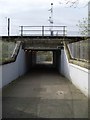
[[68, 39, 90, 62], [19, 26, 67, 36]]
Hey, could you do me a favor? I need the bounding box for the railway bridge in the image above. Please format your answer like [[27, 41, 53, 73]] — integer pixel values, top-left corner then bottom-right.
[[0, 26, 90, 119]]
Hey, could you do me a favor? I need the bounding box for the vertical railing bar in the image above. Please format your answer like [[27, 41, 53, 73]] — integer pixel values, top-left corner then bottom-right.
[[42, 26, 44, 36], [21, 26, 23, 36], [8, 18, 10, 36], [63, 26, 66, 37]]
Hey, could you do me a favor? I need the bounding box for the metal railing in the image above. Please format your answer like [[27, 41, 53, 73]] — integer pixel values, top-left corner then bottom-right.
[[19, 26, 67, 36]]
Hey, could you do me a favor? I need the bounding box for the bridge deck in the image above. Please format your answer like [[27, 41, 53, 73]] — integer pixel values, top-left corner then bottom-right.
[[2, 68, 88, 118]]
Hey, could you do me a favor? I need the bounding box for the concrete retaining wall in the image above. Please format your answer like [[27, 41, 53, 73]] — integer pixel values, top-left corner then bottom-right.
[[60, 49, 89, 97], [0, 47, 27, 88], [0, 44, 89, 97], [0, 66, 2, 88]]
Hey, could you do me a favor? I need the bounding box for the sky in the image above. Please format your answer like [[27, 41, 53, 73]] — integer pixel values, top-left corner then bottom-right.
[[0, 0, 89, 36]]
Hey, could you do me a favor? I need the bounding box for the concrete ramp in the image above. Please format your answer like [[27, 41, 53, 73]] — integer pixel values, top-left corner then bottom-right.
[[2, 69, 88, 118]]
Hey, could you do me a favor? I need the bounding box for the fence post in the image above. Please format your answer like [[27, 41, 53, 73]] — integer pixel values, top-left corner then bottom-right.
[[42, 26, 44, 36], [21, 26, 23, 36]]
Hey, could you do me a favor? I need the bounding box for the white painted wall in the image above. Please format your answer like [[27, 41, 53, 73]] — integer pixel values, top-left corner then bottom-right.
[[0, 46, 27, 88], [60, 49, 89, 97], [61, 50, 71, 80]]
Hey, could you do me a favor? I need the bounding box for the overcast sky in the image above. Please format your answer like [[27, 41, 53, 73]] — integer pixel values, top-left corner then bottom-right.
[[0, 0, 89, 36]]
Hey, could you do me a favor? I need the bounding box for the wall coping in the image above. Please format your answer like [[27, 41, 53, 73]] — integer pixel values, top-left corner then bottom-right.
[[69, 63, 90, 73]]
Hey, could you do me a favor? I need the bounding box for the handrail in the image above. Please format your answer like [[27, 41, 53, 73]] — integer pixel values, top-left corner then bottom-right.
[[19, 26, 67, 36], [19, 26, 67, 27]]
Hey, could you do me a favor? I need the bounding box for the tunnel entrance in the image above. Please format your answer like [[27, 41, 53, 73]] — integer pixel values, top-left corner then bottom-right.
[[25, 49, 61, 73], [33, 51, 55, 73], [36, 51, 53, 65]]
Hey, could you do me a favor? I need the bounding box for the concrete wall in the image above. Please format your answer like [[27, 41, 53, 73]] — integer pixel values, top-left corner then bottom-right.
[[53, 51, 61, 70], [0, 64, 2, 120], [56, 51, 61, 72], [0, 46, 27, 88], [0, 66, 2, 89], [60, 49, 89, 97], [88, 1, 90, 36]]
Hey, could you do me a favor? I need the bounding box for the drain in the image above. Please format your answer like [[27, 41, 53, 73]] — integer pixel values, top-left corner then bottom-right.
[[56, 91, 64, 95]]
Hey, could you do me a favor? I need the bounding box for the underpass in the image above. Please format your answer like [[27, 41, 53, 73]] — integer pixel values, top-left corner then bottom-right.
[[1, 34, 89, 119]]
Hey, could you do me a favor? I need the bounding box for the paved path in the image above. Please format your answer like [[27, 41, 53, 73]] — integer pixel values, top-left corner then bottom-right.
[[2, 68, 88, 118]]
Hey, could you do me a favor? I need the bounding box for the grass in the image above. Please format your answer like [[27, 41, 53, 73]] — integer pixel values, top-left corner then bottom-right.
[[0, 41, 16, 63]]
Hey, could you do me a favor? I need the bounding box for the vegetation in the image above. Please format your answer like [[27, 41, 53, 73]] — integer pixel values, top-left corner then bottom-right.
[[76, 18, 88, 36], [0, 41, 16, 63], [59, 0, 89, 8], [36, 51, 53, 63], [60, 0, 89, 36]]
